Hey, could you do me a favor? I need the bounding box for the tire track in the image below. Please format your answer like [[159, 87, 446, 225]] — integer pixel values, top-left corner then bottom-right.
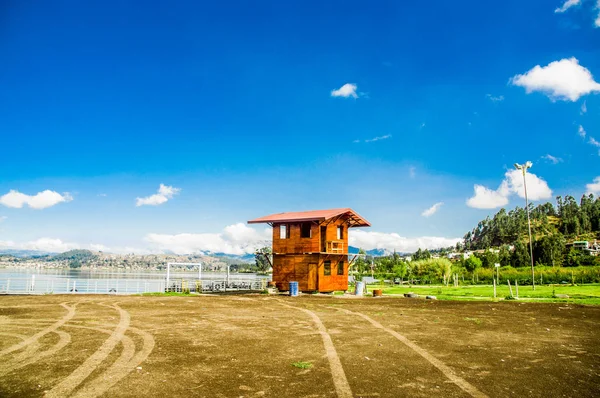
[[0, 331, 71, 376], [45, 303, 130, 398], [277, 301, 353, 398], [69, 326, 155, 398], [0, 303, 75, 358], [332, 307, 489, 398]]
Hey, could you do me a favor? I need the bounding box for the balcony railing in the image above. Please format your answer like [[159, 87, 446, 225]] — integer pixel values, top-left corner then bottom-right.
[[325, 240, 345, 254]]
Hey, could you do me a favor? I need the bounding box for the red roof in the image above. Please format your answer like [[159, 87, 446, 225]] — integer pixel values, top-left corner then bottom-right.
[[248, 208, 371, 228]]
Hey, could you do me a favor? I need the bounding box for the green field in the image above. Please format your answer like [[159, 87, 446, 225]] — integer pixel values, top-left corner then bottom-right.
[[372, 283, 600, 305]]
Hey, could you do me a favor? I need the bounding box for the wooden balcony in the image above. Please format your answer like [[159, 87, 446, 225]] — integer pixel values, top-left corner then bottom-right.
[[325, 240, 345, 254]]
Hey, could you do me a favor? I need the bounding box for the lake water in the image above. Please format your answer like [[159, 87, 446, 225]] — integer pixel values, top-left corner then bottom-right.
[[0, 268, 271, 295]]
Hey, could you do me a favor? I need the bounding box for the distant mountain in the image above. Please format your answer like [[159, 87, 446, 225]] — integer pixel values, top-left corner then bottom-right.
[[207, 252, 255, 263], [51, 249, 97, 262], [0, 249, 56, 258], [348, 246, 403, 257]]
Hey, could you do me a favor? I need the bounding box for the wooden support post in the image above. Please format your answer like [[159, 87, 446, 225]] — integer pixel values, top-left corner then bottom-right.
[[515, 280, 519, 299], [493, 278, 497, 299], [507, 279, 513, 298], [262, 253, 273, 269]]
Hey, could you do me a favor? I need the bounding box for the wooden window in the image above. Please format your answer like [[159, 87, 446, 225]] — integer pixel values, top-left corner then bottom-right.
[[324, 261, 331, 276], [337, 261, 344, 275], [280, 224, 289, 239], [300, 223, 311, 238], [337, 226, 344, 240]]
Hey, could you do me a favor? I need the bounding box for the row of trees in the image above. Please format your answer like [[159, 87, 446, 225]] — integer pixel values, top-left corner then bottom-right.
[[460, 194, 600, 268], [463, 194, 600, 251]]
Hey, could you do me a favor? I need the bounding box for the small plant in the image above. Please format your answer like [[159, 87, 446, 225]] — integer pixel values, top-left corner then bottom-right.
[[292, 361, 313, 369], [463, 317, 482, 325], [505, 295, 516, 300]]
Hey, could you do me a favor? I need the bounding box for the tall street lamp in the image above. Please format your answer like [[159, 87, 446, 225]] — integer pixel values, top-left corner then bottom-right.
[[514, 161, 535, 290]]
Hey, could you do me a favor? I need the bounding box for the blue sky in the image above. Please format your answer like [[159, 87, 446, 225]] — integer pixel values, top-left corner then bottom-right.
[[0, 0, 599, 254]]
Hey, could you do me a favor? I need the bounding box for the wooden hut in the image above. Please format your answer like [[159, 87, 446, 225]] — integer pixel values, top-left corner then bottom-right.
[[248, 208, 371, 292]]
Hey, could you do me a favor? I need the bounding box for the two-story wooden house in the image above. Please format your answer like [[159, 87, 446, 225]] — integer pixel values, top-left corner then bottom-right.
[[248, 208, 370, 292]]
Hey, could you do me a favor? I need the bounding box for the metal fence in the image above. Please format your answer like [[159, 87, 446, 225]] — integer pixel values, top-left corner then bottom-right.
[[0, 277, 166, 295], [166, 278, 267, 293], [0, 276, 267, 295]]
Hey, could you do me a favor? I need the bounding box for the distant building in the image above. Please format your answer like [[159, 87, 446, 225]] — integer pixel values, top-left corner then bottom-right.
[[569, 240, 599, 256], [248, 208, 371, 292]]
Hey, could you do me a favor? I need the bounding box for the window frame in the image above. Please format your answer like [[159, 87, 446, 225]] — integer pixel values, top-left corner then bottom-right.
[[337, 225, 344, 240], [279, 224, 290, 239], [337, 261, 344, 275], [324, 260, 331, 276], [300, 222, 312, 238]]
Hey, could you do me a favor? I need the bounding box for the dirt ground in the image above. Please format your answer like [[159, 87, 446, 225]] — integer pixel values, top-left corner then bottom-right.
[[0, 294, 599, 398]]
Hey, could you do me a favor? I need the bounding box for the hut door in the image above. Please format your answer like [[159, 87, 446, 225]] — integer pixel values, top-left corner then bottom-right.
[[307, 263, 317, 291], [320, 226, 327, 252]]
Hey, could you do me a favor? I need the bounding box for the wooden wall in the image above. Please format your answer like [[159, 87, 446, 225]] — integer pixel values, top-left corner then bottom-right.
[[316, 255, 348, 292], [273, 254, 349, 292], [272, 222, 320, 254], [273, 254, 319, 291], [272, 217, 349, 254]]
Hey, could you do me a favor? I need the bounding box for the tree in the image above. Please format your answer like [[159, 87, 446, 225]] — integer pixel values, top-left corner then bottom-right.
[[511, 241, 530, 268], [498, 245, 511, 266], [534, 234, 565, 267], [413, 248, 431, 261], [254, 247, 272, 272], [392, 262, 408, 283], [353, 248, 368, 274], [463, 256, 482, 273], [475, 249, 499, 269]]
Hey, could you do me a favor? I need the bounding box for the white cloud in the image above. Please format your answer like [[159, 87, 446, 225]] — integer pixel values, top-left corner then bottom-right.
[[0, 240, 15, 248], [136, 184, 181, 207], [98, 193, 107, 197], [421, 202, 444, 217], [331, 83, 359, 99], [0, 190, 73, 210], [467, 185, 510, 209], [589, 137, 600, 155], [89, 243, 110, 252], [409, 166, 416, 178], [0, 216, 6, 223], [349, 230, 461, 253], [581, 100, 587, 114], [365, 134, 391, 143], [144, 223, 271, 255], [555, 0, 581, 13], [486, 94, 505, 102], [586, 176, 600, 194], [510, 57, 600, 101], [596, 0, 600, 27], [542, 154, 563, 164], [467, 166, 553, 209], [20, 238, 80, 252], [504, 169, 553, 200], [0, 238, 111, 253], [353, 134, 392, 144], [579, 124, 587, 138]]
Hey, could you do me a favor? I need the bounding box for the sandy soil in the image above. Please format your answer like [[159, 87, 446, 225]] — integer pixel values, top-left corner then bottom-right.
[[0, 294, 598, 398]]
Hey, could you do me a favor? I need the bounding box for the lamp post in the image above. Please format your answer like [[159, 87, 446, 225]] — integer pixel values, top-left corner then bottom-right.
[[514, 161, 535, 290]]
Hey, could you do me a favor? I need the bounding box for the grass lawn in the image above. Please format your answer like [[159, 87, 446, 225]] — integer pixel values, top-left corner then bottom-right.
[[373, 283, 600, 305]]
